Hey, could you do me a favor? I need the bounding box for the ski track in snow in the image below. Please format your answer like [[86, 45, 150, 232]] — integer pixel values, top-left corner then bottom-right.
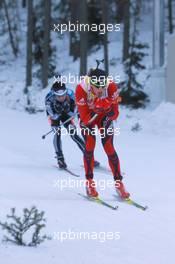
[[0, 106, 175, 264]]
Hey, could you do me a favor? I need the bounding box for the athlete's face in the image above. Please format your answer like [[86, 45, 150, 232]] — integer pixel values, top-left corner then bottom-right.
[[56, 95, 66, 102], [91, 85, 104, 98]]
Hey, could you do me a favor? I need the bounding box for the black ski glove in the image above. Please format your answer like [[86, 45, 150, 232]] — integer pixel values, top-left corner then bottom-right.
[[53, 101, 63, 114], [101, 116, 112, 128], [62, 100, 70, 113]]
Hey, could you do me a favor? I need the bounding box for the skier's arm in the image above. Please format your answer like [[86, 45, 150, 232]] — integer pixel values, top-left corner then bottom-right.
[[60, 95, 77, 119], [68, 97, 77, 117], [45, 97, 61, 120], [106, 82, 119, 121], [75, 85, 97, 125]]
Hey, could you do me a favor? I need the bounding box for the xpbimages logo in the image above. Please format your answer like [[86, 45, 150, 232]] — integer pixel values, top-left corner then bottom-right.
[[53, 21, 120, 34], [53, 230, 120, 243], [52, 125, 120, 139], [53, 74, 121, 85]]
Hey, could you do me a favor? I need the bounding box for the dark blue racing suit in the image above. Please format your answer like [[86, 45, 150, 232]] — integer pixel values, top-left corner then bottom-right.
[[45, 89, 85, 159]]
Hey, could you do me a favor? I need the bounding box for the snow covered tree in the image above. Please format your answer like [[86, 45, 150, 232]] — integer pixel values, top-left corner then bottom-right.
[[123, 0, 130, 62], [55, 0, 81, 60], [22, 0, 26, 8], [101, 0, 109, 75], [33, 0, 56, 84], [69, 0, 80, 60], [1, 0, 20, 57], [42, 0, 51, 88], [25, 0, 33, 92], [79, 0, 88, 75], [56, 0, 107, 59], [120, 0, 149, 108], [167, 0, 174, 34], [0, 207, 50, 246], [87, 0, 103, 51], [114, 0, 125, 23]]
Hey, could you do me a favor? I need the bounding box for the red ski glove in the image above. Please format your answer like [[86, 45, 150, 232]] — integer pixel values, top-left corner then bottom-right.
[[93, 98, 112, 114]]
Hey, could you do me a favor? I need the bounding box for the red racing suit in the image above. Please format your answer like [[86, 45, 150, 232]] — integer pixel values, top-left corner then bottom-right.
[[75, 77, 122, 181]]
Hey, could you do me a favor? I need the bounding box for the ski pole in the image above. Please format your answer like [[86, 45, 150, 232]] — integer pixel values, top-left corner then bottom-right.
[[41, 114, 76, 140], [42, 129, 53, 139]]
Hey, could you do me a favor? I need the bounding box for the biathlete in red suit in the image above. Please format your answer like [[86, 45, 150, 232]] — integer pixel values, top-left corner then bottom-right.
[[75, 67, 130, 199]]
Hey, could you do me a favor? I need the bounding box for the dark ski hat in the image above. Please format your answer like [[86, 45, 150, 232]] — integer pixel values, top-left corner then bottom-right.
[[88, 59, 107, 88], [52, 82, 67, 96]]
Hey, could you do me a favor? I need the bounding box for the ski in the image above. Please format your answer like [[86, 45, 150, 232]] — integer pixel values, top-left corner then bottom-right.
[[78, 193, 118, 210], [113, 194, 148, 211], [63, 168, 80, 177], [124, 198, 148, 211], [54, 165, 80, 177]]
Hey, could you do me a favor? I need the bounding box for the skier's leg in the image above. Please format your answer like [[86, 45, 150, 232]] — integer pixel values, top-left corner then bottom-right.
[[51, 119, 67, 168], [100, 122, 122, 181], [80, 125, 98, 197], [81, 125, 96, 179], [51, 119, 63, 159], [100, 122, 130, 198], [53, 127, 63, 158], [65, 122, 85, 153], [64, 121, 100, 167]]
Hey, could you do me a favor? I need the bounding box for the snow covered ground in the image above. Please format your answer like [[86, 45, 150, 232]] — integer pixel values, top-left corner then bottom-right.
[[1, 3, 175, 262], [0, 103, 175, 264]]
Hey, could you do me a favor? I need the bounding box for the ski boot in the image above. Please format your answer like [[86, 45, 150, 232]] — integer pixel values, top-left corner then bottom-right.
[[57, 157, 67, 169], [115, 180, 130, 199], [86, 179, 99, 198], [94, 160, 100, 168]]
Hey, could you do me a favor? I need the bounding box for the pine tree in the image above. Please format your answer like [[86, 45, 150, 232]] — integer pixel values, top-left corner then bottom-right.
[[101, 0, 109, 75], [167, 0, 174, 34], [0, 207, 50, 246], [42, 0, 51, 88], [120, 0, 149, 108], [33, 0, 56, 83], [25, 0, 33, 92], [56, 0, 106, 59], [69, 0, 80, 60], [87, 0, 103, 51], [123, 0, 130, 62], [2, 0, 20, 57], [79, 0, 88, 75]]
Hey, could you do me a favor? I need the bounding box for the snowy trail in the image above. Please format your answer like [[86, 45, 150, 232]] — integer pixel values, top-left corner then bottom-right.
[[0, 107, 175, 264]]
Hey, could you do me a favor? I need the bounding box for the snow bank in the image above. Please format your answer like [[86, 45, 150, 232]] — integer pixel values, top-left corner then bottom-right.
[[117, 102, 175, 138], [142, 102, 175, 137]]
